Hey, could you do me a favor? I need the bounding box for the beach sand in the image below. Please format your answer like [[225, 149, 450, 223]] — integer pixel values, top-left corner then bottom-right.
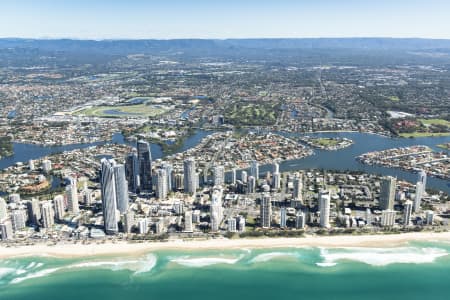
[[0, 231, 449, 259]]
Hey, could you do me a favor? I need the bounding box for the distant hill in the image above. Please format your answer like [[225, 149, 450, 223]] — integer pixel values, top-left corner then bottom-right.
[[1, 38, 450, 55]]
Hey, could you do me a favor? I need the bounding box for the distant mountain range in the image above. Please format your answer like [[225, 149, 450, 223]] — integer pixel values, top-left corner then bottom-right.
[[1, 38, 450, 55]]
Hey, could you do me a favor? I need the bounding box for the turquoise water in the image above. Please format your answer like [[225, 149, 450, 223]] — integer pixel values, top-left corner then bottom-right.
[[1, 242, 450, 300]]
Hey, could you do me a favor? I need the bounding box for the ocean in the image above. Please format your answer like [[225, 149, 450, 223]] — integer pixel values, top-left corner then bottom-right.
[[1, 242, 449, 300]]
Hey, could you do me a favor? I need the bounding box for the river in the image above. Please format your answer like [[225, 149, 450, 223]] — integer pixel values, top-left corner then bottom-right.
[[0, 130, 449, 193]]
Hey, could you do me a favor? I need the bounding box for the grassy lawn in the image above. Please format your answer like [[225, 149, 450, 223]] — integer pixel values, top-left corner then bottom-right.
[[419, 118, 450, 126], [388, 96, 400, 101], [73, 104, 169, 118], [399, 132, 450, 138], [225, 102, 280, 126], [437, 143, 450, 150], [313, 138, 341, 147]]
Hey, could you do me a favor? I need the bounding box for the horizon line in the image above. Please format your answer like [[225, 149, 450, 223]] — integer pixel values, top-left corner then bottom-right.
[[1, 36, 450, 42]]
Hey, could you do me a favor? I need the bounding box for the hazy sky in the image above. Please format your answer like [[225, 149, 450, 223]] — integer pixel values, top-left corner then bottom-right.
[[1, 0, 449, 39]]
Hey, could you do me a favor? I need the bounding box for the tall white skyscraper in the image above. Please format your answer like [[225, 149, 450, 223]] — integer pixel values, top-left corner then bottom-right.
[[124, 210, 135, 234], [66, 177, 79, 215], [184, 210, 193, 232], [414, 181, 423, 213], [272, 161, 279, 174], [272, 172, 281, 190], [41, 201, 54, 228], [250, 160, 259, 180], [53, 195, 65, 221], [113, 164, 129, 213], [0, 220, 13, 240], [213, 165, 225, 186], [380, 176, 396, 210], [11, 210, 26, 231], [260, 194, 272, 228], [418, 170, 427, 191], [295, 210, 305, 229], [319, 190, 331, 228], [403, 200, 413, 226], [27, 198, 41, 225], [156, 168, 168, 200], [280, 207, 287, 228], [248, 176, 256, 193], [381, 209, 396, 227], [0, 197, 7, 221], [241, 170, 248, 184], [210, 188, 223, 232], [183, 158, 197, 194], [293, 175, 303, 201], [101, 158, 119, 234], [227, 217, 237, 232]]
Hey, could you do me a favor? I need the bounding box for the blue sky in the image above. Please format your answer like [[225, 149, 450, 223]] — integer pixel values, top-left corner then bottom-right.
[[0, 0, 449, 39]]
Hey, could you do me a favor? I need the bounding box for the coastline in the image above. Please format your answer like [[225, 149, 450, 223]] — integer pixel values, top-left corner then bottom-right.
[[1, 231, 449, 259]]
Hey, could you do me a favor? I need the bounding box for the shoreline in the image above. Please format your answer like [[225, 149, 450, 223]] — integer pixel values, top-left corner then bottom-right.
[[1, 231, 449, 259]]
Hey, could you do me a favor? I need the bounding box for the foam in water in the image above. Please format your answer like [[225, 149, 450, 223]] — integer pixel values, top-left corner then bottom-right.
[[250, 252, 300, 263], [10, 268, 61, 284], [170, 255, 243, 267], [0, 267, 16, 279], [318, 247, 448, 267]]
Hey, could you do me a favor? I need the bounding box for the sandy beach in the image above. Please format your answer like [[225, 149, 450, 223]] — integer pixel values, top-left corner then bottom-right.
[[0, 231, 449, 259]]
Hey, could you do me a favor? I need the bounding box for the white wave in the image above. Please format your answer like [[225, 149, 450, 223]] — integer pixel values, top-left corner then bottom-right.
[[67, 254, 158, 274], [316, 262, 337, 267], [319, 247, 448, 267], [15, 269, 27, 275], [250, 252, 299, 263], [170, 255, 242, 267], [134, 254, 158, 275], [26, 262, 36, 269], [0, 267, 16, 279], [10, 268, 60, 284]]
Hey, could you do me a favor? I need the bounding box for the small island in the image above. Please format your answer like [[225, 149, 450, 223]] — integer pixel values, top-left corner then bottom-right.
[[0, 136, 13, 159], [437, 143, 450, 151], [299, 136, 353, 150]]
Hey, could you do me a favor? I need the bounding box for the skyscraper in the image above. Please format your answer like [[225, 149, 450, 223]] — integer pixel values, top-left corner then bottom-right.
[[0, 197, 7, 221], [124, 210, 135, 234], [156, 168, 168, 200], [101, 158, 119, 234], [319, 190, 330, 228], [113, 163, 129, 213], [227, 217, 237, 232], [0, 220, 13, 240], [248, 176, 256, 193], [295, 210, 305, 229], [414, 181, 423, 212], [137, 140, 152, 192], [27, 198, 41, 225], [381, 209, 396, 227], [53, 195, 65, 221], [183, 158, 196, 194], [280, 207, 287, 228], [230, 168, 237, 185], [403, 200, 413, 226], [213, 165, 225, 186], [66, 177, 79, 215], [260, 194, 272, 228], [41, 201, 54, 228], [380, 176, 396, 210], [293, 174, 303, 201], [210, 188, 223, 232], [125, 151, 140, 193], [272, 172, 281, 190], [418, 170, 427, 192], [11, 210, 26, 231], [250, 160, 259, 180], [272, 161, 279, 174], [241, 170, 248, 184], [162, 163, 173, 191], [184, 210, 193, 232]]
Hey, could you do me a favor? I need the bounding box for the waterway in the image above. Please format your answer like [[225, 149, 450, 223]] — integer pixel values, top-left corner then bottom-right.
[[0, 130, 449, 193]]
